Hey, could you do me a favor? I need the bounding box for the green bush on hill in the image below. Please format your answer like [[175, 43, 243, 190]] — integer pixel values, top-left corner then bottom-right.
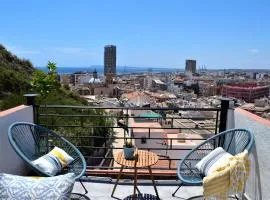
[[0, 44, 34, 75], [0, 68, 30, 94], [0, 44, 34, 110]]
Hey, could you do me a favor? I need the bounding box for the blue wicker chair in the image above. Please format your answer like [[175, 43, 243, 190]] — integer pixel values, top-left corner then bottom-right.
[[8, 122, 88, 194], [172, 128, 254, 198]]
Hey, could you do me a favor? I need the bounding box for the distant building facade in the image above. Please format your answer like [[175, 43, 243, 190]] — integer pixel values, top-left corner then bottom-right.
[[221, 83, 270, 103], [104, 45, 116, 75], [199, 82, 216, 97], [185, 59, 196, 74], [144, 76, 153, 89], [152, 79, 167, 91]]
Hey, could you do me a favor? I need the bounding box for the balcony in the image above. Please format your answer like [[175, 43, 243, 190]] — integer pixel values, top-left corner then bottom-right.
[[0, 97, 269, 199], [34, 104, 220, 176]]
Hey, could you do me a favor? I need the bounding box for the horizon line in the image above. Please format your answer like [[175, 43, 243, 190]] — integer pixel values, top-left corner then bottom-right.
[[35, 66, 270, 71]]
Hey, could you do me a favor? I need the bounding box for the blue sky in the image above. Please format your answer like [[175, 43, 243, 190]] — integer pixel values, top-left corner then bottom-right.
[[0, 0, 269, 69]]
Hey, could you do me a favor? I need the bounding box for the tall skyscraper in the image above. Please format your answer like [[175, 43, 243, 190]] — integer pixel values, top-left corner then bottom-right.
[[104, 45, 116, 76], [185, 59, 196, 74]]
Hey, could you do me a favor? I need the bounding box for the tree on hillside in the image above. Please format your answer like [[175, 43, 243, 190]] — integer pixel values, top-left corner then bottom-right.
[[31, 61, 59, 97]]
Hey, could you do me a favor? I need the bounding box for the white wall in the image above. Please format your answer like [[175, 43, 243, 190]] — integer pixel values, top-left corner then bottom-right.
[[0, 105, 33, 175], [232, 108, 269, 200]]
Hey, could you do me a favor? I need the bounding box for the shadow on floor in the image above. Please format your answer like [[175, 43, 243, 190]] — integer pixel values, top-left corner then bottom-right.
[[186, 196, 204, 200], [70, 193, 91, 200], [186, 195, 238, 200], [122, 193, 159, 200]]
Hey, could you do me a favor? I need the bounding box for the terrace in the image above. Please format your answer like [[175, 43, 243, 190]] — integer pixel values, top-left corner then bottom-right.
[[0, 95, 269, 199]]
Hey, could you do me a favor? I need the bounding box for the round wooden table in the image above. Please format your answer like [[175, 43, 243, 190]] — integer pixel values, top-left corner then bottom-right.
[[111, 150, 159, 200]]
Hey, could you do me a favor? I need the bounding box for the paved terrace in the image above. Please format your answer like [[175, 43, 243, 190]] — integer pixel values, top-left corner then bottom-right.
[[73, 179, 203, 200]]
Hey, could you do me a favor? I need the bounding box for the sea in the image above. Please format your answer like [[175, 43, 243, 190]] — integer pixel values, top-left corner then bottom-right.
[[36, 66, 183, 75]]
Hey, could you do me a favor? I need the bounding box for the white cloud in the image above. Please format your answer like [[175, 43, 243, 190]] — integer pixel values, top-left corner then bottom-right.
[[248, 49, 259, 54], [16, 50, 41, 55], [4, 44, 97, 57], [54, 47, 97, 56], [5, 45, 41, 55], [54, 47, 84, 54]]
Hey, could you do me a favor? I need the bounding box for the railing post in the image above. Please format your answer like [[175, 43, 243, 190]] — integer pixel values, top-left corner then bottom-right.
[[214, 110, 219, 135], [24, 93, 38, 106], [124, 111, 129, 141], [218, 98, 230, 133], [24, 94, 38, 124]]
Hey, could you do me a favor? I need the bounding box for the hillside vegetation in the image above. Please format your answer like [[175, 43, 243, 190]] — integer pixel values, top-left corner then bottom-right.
[[0, 44, 33, 98], [0, 44, 34, 74], [0, 44, 88, 110]]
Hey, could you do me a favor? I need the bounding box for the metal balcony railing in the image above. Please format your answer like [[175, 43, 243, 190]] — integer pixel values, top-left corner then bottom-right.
[[31, 104, 227, 175]]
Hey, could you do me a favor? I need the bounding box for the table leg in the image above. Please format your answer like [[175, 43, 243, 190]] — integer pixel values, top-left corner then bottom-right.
[[111, 165, 124, 197], [136, 186, 142, 194], [133, 166, 138, 200], [148, 166, 160, 199]]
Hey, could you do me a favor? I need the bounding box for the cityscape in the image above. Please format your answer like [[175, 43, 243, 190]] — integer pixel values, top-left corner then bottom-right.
[[60, 45, 270, 121]]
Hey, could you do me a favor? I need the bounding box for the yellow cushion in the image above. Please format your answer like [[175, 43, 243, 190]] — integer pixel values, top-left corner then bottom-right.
[[50, 147, 74, 167]]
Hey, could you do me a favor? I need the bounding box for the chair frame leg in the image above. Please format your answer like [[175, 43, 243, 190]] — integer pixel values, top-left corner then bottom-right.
[[172, 182, 183, 197], [79, 179, 88, 195]]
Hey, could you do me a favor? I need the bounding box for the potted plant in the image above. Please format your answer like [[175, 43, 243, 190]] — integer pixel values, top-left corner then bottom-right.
[[123, 139, 135, 160]]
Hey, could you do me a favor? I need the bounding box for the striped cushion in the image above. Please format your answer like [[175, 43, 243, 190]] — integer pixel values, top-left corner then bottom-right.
[[195, 147, 232, 176], [50, 147, 74, 168], [32, 147, 74, 176]]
